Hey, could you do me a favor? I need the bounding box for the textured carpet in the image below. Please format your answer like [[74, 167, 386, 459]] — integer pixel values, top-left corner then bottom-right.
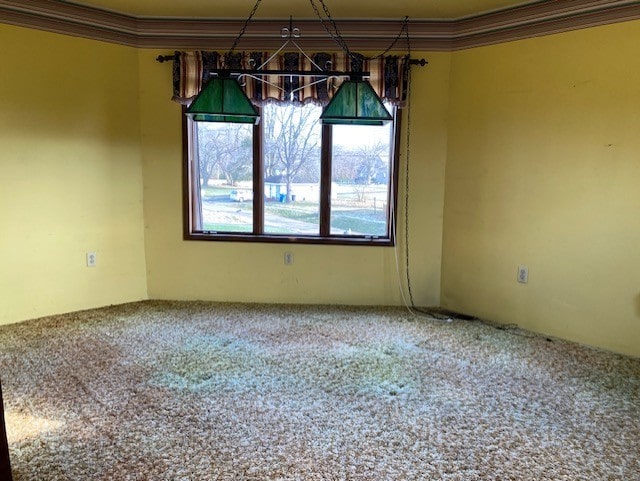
[[0, 301, 639, 480]]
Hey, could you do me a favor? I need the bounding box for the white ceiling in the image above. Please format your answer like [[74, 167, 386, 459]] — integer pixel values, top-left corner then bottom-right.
[[66, 0, 536, 19]]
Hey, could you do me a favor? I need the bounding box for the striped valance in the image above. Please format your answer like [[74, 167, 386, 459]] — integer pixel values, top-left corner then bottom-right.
[[172, 51, 409, 107]]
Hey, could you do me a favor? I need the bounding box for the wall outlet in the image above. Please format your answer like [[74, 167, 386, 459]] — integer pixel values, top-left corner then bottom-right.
[[517, 265, 528, 283], [86, 252, 97, 267], [284, 251, 294, 265]]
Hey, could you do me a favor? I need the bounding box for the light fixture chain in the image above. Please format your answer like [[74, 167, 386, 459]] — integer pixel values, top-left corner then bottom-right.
[[307, 2, 411, 63], [365, 17, 410, 60], [318, 0, 352, 56], [308, 0, 354, 59], [229, 0, 263, 53]]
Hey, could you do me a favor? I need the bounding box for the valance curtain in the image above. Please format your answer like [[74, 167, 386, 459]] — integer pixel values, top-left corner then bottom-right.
[[172, 50, 409, 107]]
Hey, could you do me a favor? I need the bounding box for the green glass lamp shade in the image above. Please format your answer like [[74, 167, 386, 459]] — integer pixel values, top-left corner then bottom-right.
[[186, 77, 259, 124], [320, 80, 392, 125]]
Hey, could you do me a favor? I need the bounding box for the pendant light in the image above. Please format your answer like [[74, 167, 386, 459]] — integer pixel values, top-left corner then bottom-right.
[[166, 0, 425, 126], [320, 79, 392, 125], [186, 75, 259, 124]]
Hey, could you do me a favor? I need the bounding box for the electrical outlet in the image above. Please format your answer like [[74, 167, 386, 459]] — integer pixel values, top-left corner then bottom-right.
[[86, 252, 97, 267], [284, 251, 294, 265], [517, 265, 528, 283]]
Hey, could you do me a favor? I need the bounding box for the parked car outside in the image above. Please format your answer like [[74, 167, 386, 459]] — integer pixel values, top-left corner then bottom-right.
[[229, 190, 253, 202]]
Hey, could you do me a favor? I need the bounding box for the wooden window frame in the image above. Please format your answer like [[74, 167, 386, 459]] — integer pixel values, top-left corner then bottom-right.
[[182, 106, 401, 246]]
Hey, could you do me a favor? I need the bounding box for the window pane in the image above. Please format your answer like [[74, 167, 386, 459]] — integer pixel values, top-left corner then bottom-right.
[[263, 103, 322, 235], [331, 120, 393, 237], [196, 122, 253, 232]]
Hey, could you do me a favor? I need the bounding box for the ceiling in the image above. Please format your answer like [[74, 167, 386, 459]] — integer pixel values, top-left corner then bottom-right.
[[66, 0, 536, 20]]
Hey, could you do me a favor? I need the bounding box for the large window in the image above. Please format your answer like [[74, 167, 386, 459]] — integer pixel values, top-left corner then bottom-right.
[[183, 102, 399, 245]]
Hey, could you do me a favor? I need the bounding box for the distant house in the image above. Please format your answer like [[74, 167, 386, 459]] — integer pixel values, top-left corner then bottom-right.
[[264, 175, 337, 202]]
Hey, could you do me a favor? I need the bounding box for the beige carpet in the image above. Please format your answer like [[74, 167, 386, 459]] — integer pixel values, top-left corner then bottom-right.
[[0, 301, 638, 480]]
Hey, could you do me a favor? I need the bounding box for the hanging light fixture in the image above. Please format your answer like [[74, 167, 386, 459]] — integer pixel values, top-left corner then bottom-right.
[[166, 0, 424, 126], [320, 79, 392, 125], [308, 0, 393, 125], [186, 75, 259, 124]]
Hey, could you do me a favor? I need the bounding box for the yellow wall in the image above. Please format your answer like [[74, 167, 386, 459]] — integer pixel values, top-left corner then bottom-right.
[[442, 21, 640, 356], [2, 16, 638, 357], [138, 50, 449, 307], [0, 24, 148, 324]]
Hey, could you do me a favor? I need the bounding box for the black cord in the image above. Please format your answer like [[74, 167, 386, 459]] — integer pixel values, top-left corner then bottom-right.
[[401, 62, 434, 318], [401, 9, 415, 312], [403, 66, 420, 310]]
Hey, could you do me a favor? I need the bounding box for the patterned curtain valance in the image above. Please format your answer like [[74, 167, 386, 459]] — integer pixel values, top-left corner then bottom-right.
[[172, 50, 408, 107]]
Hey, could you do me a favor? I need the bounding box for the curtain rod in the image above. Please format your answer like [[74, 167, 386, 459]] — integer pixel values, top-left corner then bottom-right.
[[155, 54, 427, 67]]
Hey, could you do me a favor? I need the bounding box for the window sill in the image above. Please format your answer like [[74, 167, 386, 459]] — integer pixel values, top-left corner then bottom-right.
[[184, 232, 394, 246]]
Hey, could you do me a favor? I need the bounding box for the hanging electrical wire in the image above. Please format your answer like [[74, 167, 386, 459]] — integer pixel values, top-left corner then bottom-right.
[[395, 22, 437, 319]]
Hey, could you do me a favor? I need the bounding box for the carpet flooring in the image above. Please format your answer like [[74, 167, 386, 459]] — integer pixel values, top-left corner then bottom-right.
[[0, 301, 638, 480]]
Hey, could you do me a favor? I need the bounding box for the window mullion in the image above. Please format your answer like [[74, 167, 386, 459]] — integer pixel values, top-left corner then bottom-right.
[[319, 124, 332, 237]]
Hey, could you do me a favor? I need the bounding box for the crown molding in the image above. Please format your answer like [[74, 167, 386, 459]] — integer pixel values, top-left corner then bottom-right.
[[452, 0, 640, 49], [0, 0, 639, 51]]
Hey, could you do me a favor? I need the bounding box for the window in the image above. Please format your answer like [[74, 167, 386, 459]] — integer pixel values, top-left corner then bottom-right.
[[183, 102, 399, 245]]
